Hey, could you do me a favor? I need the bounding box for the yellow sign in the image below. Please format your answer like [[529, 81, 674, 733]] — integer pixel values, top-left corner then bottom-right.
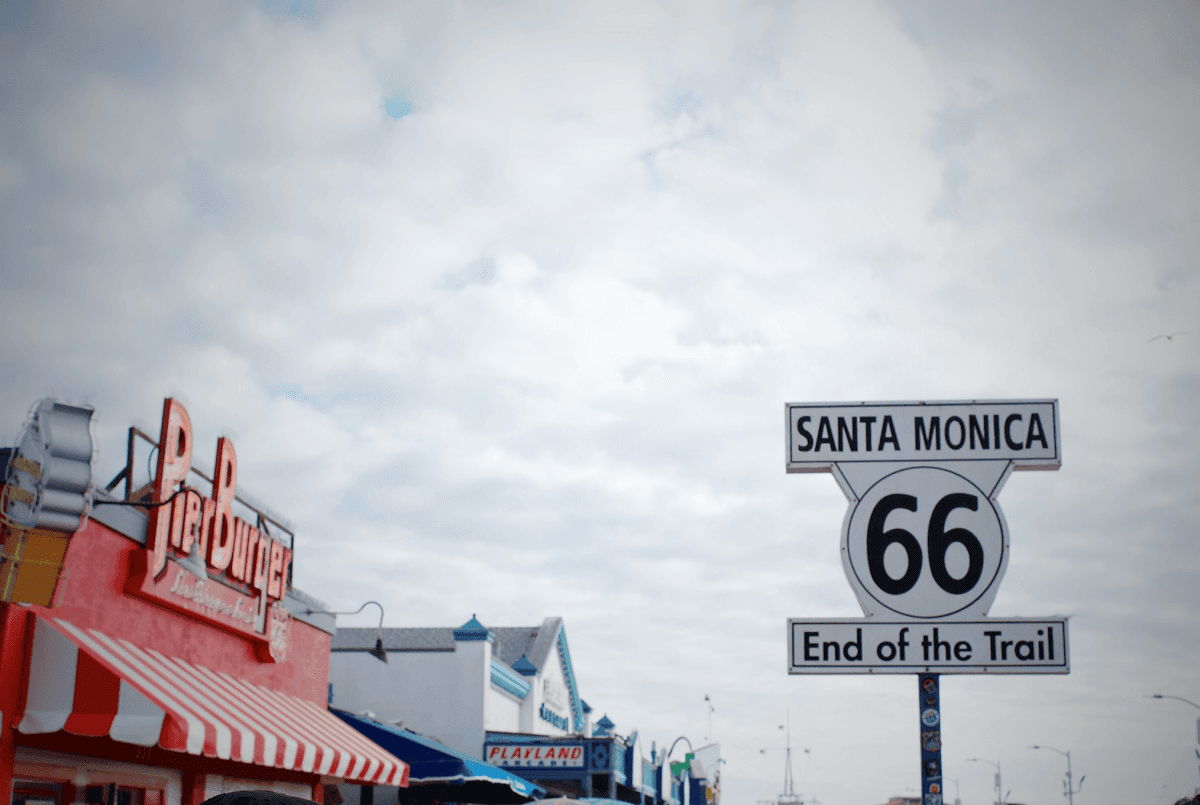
[[0, 523, 70, 606]]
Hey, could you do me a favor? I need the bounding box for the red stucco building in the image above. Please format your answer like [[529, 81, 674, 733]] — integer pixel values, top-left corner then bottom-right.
[[0, 398, 408, 805]]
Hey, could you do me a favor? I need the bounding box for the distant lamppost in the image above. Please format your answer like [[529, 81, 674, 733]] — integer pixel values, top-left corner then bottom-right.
[[1148, 693, 1200, 794], [947, 776, 961, 805], [306, 600, 388, 662], [1030, 745, 1083, 805], [705, 694, 714, 743], [1150, 693, 1200, 710], [966, 758, 1006, 805]]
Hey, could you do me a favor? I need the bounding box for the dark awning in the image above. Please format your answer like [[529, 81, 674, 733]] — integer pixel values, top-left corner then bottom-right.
[[332, 709, 545, 804]]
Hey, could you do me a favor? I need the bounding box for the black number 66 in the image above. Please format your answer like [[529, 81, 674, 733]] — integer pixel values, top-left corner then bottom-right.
[[865, 493, 985, 596]]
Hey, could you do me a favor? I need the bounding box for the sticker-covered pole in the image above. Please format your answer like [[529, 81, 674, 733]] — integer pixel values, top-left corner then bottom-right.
[[919, 674, 944, 805]]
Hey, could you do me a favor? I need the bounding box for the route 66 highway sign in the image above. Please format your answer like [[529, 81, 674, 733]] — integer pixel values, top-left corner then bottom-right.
[[785, 399, 1060, 620], [844, 464, 1007, 618]]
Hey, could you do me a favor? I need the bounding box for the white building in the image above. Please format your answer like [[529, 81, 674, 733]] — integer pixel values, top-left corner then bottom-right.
[[330, 614, 709, 805], [329, 615, 593, 761]]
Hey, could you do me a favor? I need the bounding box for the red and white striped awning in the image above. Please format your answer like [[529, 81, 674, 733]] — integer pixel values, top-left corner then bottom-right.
[[19, 615, 408, 786]]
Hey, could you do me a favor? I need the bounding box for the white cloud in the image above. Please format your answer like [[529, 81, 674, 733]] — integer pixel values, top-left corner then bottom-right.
[[1, 1, 1198, 803]]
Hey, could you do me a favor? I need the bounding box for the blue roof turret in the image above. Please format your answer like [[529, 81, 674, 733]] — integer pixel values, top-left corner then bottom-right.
[[453, 614, 495, 642], [511, 653, 538, 676]]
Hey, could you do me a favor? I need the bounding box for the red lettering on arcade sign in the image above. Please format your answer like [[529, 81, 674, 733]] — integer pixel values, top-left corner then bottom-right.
[[126, 398, 292, 662], [485, 745, 585, 768]]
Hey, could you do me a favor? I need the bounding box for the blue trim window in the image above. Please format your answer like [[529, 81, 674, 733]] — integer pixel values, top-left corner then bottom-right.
[[613, 744, 627, 785]]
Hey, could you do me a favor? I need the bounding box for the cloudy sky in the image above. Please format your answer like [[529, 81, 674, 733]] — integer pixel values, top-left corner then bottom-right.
[[2, 1, 1198, 803]]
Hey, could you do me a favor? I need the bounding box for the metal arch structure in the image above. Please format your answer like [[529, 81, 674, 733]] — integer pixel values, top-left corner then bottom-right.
[[665, 736, 693, 762]]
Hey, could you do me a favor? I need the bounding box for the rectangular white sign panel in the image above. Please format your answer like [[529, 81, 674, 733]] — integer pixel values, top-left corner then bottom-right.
[[785, 399, 1060, 472], [788, 618, 1069, 674]]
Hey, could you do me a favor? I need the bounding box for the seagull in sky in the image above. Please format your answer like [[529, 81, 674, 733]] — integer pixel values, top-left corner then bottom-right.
[[1148, 331, 1189, 342]]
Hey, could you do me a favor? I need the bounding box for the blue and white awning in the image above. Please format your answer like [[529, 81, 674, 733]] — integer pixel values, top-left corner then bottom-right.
[[332, 709, 545, 804]]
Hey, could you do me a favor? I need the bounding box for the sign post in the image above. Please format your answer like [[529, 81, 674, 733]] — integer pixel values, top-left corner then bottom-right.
[[919, 675, 942, 805], [784, 399, 1068, 805]]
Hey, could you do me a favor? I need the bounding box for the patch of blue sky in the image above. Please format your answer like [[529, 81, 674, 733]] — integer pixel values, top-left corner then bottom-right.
[[666, 89, 702, 119], [931, 160, 970, 220], [266, 383, 325, 411], [927, 106, 980, 153], [260, 0, 318, 20], [384, 96, 414, 120], [0, 0, 35, 35], [443, 257, 495, 290]]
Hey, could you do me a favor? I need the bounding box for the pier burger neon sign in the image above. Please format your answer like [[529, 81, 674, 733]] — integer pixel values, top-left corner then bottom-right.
[[128, 398, 292, 662]]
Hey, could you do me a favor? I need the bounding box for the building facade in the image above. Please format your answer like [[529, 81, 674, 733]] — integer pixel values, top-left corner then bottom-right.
[[330, 616, 591, 762], [330, 616, 712, 805], [0, 398, 408, 805]]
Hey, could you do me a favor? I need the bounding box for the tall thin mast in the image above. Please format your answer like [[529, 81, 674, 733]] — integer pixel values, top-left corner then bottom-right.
[[781, 711, 797, 802]]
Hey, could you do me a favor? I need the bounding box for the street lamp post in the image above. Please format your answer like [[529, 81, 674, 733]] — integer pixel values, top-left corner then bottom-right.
[[1148, 693, 1200, 795], [705, 694, 714, 743], [1030, 745, 1083, 805], [306, 600, 388, 662], [1151, 694, 1200, 710], [966, 758, 1003, 805]]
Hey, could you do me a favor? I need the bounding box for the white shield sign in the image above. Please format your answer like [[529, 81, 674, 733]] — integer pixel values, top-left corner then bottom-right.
[[842, 465, 1008, 619]]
